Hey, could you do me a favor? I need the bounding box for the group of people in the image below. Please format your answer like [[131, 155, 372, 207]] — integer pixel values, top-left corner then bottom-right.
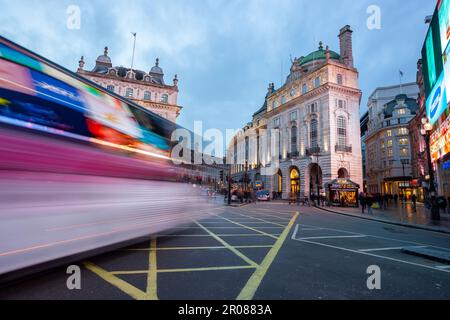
[[225, 188, 257, 204], [359, 192, 450, 215]]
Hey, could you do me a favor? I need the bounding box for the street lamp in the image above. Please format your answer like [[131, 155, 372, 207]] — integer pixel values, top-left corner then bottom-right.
[[420, 117, 440, 221]]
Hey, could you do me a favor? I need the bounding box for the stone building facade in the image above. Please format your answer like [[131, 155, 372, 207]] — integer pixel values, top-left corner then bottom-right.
[[77, 47, 182, 123], [365, 83, 419, 197], [229, 25, 363, 200]]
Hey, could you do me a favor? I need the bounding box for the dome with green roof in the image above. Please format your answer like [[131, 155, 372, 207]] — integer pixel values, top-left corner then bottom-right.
[[298, 42, 340, 66]]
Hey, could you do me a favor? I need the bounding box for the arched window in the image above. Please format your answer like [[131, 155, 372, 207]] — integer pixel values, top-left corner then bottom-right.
[[314, 77, 321, 88], [107, 85, 115, 92], [290, 168, 300, 194], [144, 91, 151, 101], [125, 88, 133, 98], [310, 119, 318, 148], [302, 83, 308, 94], [337, 116, 347, 147], [291, 126, 298, 154], [161, 94, 169, 103], [337, 74, 343, 85]]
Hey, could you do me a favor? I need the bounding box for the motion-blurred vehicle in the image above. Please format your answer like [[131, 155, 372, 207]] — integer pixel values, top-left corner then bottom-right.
[[0, 36, 217, 282]]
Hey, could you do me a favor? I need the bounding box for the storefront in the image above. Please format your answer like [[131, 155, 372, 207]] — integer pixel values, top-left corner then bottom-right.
[[326, 179, 360, 208]]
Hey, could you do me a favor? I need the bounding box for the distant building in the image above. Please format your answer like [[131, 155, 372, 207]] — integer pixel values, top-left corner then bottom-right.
[[408, 59, 429, 202], [229, 25, 363, 201], [365, 83, 419, 198], [77, 47, 182, 123], [360, 111, 369, 193]]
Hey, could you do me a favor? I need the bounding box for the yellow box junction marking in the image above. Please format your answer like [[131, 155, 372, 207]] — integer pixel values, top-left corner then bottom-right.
[[84, 209, 298, 300], [237, 212, 299, 300]]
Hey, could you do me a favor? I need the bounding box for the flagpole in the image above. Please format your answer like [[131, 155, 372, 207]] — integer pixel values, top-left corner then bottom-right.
[[399, 70, 403, 94], [131, 32, 137, 71]]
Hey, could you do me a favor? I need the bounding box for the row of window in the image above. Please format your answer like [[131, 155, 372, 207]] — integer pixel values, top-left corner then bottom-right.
[[386, 127, 408, 137], [106, 85, 169, 103], [272, 74, 345, 110], [272, 116, 348, 150]]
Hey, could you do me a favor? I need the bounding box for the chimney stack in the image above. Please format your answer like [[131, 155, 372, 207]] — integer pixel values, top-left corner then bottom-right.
[[338, 25, 354, 68]]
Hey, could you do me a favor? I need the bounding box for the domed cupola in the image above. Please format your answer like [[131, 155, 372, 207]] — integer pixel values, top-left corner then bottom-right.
[[298, 42, 340, 68], [150, 58, 165, 85], [92, 47, 112, 73]]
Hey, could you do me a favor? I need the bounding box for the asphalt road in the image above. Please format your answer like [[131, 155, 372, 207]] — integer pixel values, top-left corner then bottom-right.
[[1, 203, 450, 300]]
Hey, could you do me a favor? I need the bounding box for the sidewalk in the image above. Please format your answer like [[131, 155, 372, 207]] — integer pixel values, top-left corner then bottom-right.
[[316, 202, 450, 234]]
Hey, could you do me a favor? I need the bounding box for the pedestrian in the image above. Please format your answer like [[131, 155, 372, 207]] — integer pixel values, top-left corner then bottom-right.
[[366, 195, 373, 215], [438, 196, 447, 214], [394, 194, 398, 204], [448, 197, 450, 214], [411, 194, 417, 212], [360, 193, 366, 214]]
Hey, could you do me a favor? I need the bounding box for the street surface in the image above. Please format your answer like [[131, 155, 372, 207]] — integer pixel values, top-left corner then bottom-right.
[[1, 203, 450, 300]]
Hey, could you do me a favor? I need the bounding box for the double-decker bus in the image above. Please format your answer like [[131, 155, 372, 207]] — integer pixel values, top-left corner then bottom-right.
[[0, 36, 215, 280]]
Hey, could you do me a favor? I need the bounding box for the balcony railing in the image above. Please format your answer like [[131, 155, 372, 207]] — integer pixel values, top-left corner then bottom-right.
[[335, 145, 352, 153], [306, 147, 321, 156]]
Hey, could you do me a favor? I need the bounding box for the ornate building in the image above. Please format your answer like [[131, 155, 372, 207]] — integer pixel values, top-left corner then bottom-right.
[[229, 25, 363, 200], [365, 83, 419, 197], [77, 47, 182, 123]]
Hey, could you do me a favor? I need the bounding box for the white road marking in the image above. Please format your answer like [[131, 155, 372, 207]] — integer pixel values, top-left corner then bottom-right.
[[298, 235, 366, 240], [435, 265, 450, 269], [291, 224, 300, 240], [299, 223, 450, 252], [296, 238, 450, 274], [358, 246, 427, 252]]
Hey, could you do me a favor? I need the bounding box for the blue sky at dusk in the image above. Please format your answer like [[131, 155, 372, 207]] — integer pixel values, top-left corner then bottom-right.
[[0, 0, 435, 137]]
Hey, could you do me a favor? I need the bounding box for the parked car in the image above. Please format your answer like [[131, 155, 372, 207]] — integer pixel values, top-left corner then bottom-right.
[[256, 190, 270, 201]]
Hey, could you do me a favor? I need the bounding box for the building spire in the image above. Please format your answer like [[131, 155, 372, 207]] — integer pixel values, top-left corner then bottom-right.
[[104, 46, 109, 56], [78, 56, 85, 72]]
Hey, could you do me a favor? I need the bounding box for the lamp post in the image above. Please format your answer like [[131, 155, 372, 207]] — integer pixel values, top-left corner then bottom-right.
[[421, 118, 440, 221]]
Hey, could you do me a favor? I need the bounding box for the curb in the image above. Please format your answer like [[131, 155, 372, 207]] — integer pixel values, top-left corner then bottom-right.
[[315, 206, 450, 235]]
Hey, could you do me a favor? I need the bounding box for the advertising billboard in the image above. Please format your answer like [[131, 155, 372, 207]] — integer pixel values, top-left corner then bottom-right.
[[427, 72, 448, 125], [439, 0, 450, 53]]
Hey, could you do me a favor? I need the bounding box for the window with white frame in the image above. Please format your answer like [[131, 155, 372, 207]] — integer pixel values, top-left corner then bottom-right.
[[291, 126, 298, 153], [290, 111, 297, 121], [314, 77, 321, 88], [337, 74, 343, 85], [337, 99, 346, 109], [310, 119, 318, 148], [161, 94, 169, 103], [107, 85, 115, 92], [302, 83, 308, 94], [274, 117, 280, 127], [336, 116, 347, 147], [125, 88, 133, 98], [144, 91, 151, 101]]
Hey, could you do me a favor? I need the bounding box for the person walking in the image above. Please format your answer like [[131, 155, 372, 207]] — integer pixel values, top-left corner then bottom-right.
[[366, 195, 374, 215], [411, 194, 417, 212], [360, 193, 366, 214]]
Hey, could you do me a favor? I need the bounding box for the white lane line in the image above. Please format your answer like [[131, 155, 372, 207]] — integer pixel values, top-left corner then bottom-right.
[[291, 224, 300, 240], [298, 235, 366, 240], [296, 238, 450, 274], [299, 227, 324, 231], [299, 223, 450, 252], [358, 246, 427, 252]]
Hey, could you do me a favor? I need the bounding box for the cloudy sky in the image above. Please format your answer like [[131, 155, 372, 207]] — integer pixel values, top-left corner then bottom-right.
[[0, 0, 435, 138]]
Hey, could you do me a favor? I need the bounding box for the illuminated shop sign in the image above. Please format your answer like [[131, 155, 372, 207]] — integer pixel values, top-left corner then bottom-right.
[[430, 113, 450, 161], [439, 0, 450, 53], [427, 71, 448, 124]]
